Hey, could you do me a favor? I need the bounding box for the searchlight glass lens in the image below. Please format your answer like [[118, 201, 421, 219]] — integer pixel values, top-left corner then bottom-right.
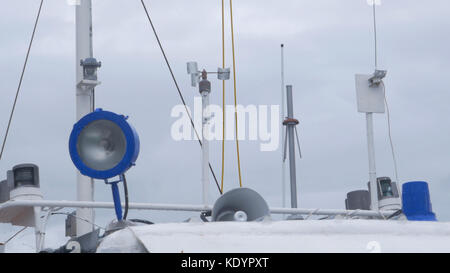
[[76, 119, 127, 171]]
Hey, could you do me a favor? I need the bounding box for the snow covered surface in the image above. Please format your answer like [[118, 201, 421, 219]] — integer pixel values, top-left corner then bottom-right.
[[97, 228, 147, 253], [98, 220, 450, 253]]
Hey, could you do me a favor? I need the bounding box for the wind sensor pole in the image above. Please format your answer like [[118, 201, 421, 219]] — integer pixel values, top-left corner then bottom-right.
[[199, 70, 211, 207], [75, 0, 101, 236], [366, 112, 378, 211], [187, 62, 230, 207], [354, 2, 388, 211], [355, 70, 387, 211], [283, 85, 302, 209], [367, 2, 378, 211]]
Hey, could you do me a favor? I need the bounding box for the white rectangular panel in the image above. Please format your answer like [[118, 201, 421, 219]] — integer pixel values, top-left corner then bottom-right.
[[355, 74, 385, 113]]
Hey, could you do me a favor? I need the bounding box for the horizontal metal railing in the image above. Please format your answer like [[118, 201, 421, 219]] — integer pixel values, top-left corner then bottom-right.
[[0, 199, 394, 219]]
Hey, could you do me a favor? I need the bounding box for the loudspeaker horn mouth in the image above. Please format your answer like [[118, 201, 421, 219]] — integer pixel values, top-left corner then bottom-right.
[[212, 187, 271, 222]]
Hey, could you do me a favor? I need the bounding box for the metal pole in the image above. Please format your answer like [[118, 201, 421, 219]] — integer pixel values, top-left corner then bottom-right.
[[75, 0, 95, 236], [280, 44, 286, 209], [38, 210, 52, 252], [199, 71, 211, 207], [369, 2, 379, 211], [366, 112, 379, 211], [33, 206, 42, 252], [286, 85, 298, 208], [0, 200, 213, 212]]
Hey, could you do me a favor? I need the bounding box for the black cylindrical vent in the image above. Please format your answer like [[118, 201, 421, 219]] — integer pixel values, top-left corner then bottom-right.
[[345, 190, 371, 210]]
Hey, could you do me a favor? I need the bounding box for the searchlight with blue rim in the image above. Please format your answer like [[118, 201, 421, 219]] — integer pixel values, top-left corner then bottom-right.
[[69, 108, 140, 221]]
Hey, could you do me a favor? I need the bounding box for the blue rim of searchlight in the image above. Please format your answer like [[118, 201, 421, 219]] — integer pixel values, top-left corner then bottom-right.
[[69, 108, 140, 180]]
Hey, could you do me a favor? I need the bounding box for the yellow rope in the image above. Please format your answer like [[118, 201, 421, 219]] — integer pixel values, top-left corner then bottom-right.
[[229, 0, 243, 187], [220, 0, 226, 193]]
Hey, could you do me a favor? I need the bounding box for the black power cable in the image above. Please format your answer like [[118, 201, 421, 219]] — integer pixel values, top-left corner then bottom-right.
[[122, 174, 129, 220], [0, 0, 44, 162], [139, 0, 222, 195], [386, 209, 403, 220], [129, 219, 154, 225]]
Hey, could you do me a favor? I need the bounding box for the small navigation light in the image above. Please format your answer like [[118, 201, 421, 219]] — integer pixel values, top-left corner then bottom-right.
[[12, 164, 40, 189], [80, 58, 101, 81], [366, 177, 401, 211]]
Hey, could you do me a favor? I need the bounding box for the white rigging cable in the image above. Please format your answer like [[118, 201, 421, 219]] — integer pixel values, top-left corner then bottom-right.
[[51, 212, 106, 230], [382, 82, 399, 185]]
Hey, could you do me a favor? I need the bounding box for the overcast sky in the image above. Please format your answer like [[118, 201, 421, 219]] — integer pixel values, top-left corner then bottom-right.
[[0, 0, 449, 252]]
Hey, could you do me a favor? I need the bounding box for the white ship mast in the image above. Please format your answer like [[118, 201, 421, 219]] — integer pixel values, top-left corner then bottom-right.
[[75, 0, 99, 236]]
